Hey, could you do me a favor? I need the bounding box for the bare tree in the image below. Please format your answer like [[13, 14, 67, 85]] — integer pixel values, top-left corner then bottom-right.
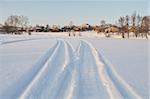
[[68, 21, 74, 36], [141, 16, 150, 39], [131, 11, 136, 27], [131, 11, 139, 37], [125, 15, 129, 38], [118, 17, 125, 27], [125, 15, 129, 26], [137, 14, 142, 27], [136, 14, 142, 37], [4, 16, 15, 33], [100, 20, 106, 27], [4, 15, 19, 33], [19, 15, 29, 29], [4, 15, 29, 34], [118, 17, 125, 38]]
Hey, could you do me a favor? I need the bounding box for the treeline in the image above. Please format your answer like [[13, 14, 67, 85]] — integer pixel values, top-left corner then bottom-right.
[[0, 12, 149, 38], [94, 12, 150, 39], [117, 12, 149, 38], [1, 15, 29, 34]]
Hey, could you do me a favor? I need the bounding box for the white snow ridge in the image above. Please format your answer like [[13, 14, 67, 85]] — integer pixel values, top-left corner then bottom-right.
[[0, 35, 146, 99]]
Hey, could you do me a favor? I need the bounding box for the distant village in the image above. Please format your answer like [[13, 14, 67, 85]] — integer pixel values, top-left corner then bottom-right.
[[0, 13, 150, 39]]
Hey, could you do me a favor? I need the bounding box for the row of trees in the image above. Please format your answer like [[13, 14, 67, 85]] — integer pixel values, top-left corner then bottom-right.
[[2, 15, 29, 34], [99, 12, 149, 38], [0, 13, 149, 38], [119, 12, 149, 38]]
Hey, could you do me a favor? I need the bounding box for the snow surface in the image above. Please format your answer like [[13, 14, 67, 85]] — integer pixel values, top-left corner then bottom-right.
[[0, 32, 149, 99]]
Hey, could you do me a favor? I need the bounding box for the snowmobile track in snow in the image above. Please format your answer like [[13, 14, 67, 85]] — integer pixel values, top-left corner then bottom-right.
[[2, 39, 142, 99], [79, 40, 142, 99], [0, 38, 43, 45]]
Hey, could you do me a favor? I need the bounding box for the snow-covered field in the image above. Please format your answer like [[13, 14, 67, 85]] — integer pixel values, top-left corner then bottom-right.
[[0, 32, 149, 99]]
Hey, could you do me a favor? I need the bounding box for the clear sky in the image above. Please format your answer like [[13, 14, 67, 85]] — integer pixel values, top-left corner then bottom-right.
[[0, 0, 149, 26]]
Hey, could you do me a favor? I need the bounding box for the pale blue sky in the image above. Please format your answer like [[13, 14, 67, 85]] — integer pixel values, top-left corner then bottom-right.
[[0, 0, 149, 26]]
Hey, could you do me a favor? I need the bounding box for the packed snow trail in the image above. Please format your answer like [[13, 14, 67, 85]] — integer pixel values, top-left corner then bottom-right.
[[96, 49, 142, 99], [18, 40, 77, 99], [72, 40, 109, 99], [79, 40, 142, 99], [1, 39, 142, 99], [47, 41, 76, 99], [1, 40, 60, 99], [18, 40, 66, 99]]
